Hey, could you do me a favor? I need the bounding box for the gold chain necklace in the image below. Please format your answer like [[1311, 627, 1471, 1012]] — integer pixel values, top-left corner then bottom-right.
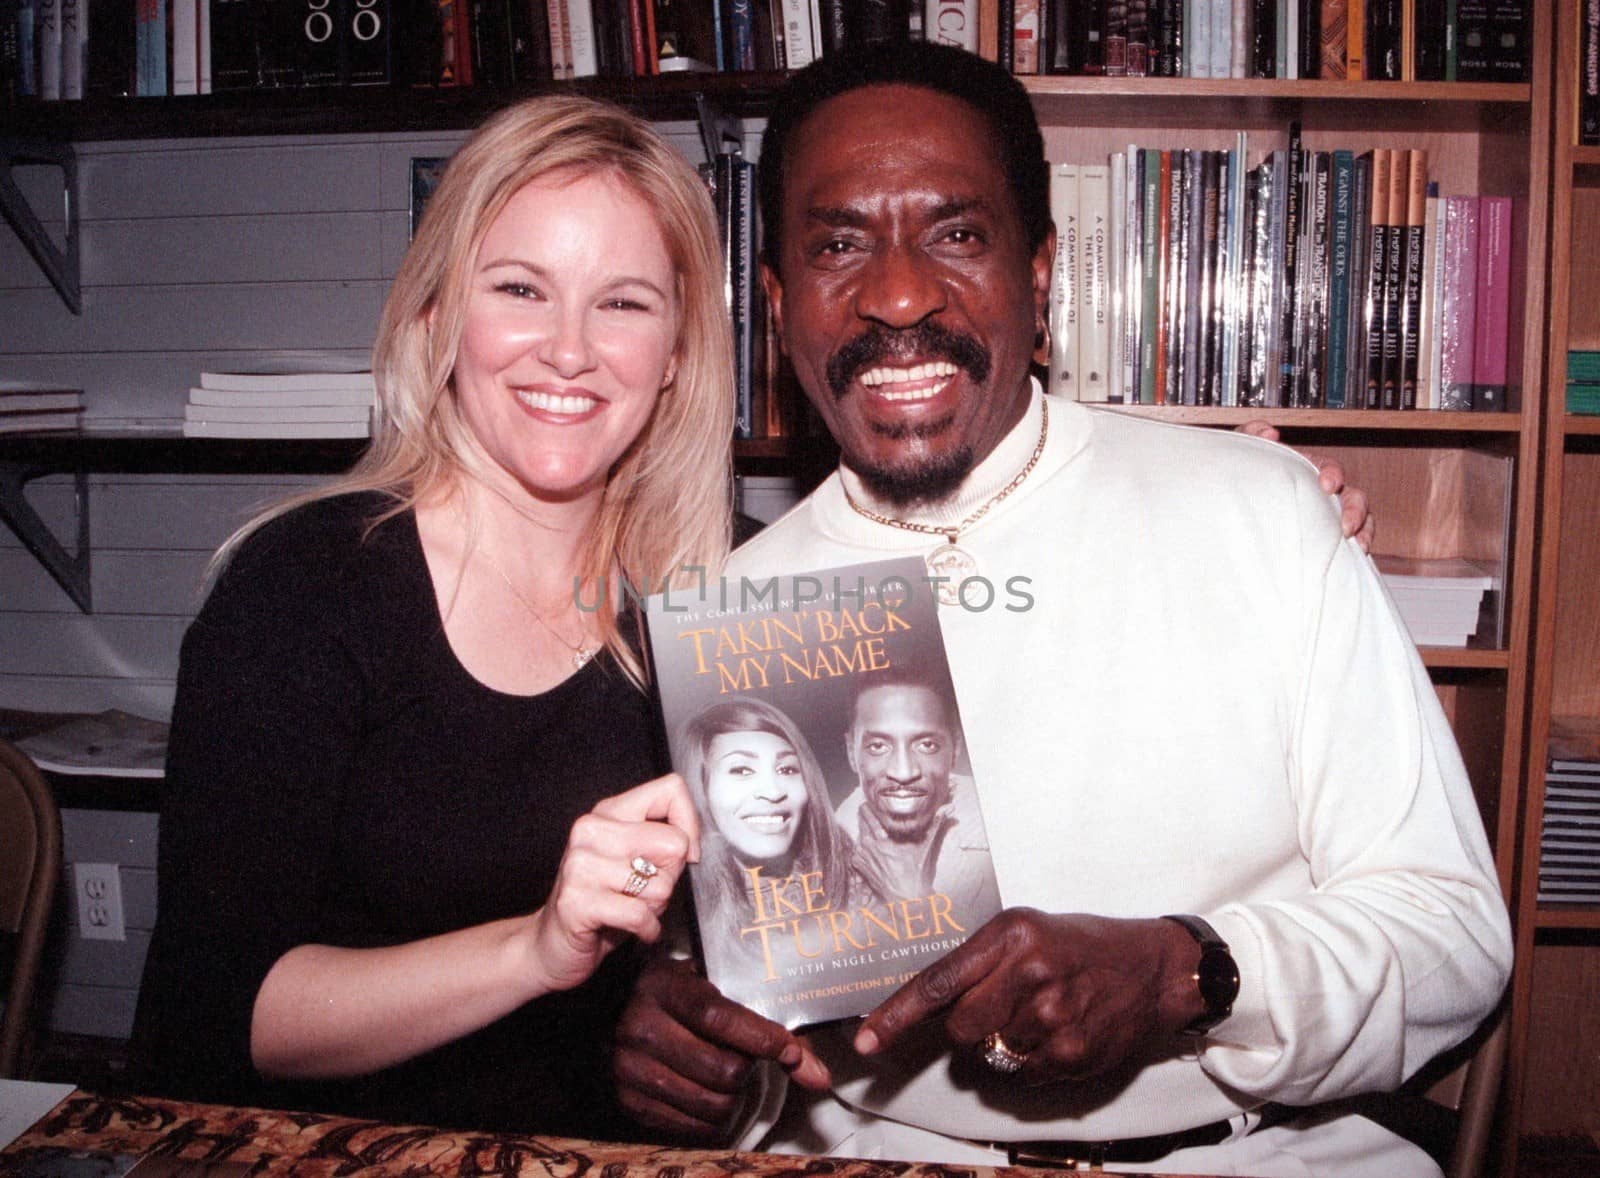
[[474, 545, 599, 670], [841, 399, 1048, 606]]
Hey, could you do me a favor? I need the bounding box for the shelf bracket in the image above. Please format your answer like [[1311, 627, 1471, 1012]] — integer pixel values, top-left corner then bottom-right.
[[694, 93, 743, 163], [0, 139, 81, 315], [0, 460, 92, 612]]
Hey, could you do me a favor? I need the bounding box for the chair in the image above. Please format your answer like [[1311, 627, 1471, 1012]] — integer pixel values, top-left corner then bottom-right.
[[1429, 1007, 1509, 1178], [0, 737, 63, 1078]]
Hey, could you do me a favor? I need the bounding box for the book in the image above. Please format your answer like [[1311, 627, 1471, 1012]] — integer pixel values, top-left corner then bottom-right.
[[208, 0, 254, 88], [646, 556, 1003, 1030], [1321, 0, 1348, 76], [1398, 148, 1427, 410], [170, 0, 197, 92], [1455, 0, 1490, 79], [1046, 163, 1079, 399], [1378, 143, 1408, 409], [185, 385, 374, 407], [36, 0, 59, 97], [182, 403, 371, 423], [1324, 149, 1355, 407], [0, 383, 83, 412], [1487, 0, 1525, 83], [1417, 192, 1442, 408], [196, 369, 375, 392], [1079, 163, 1112, 402], [1471, 194, 1511, 413], [0, 411, 80, 433], [181, 419, 370, 437], [59, 0, 82, 95], [569, 0, 600, 75], [1584, 0, 1600, 145], [925, 0, 977, 50], [14, 709, 169, 778], [1438, 193, 1479, 409]]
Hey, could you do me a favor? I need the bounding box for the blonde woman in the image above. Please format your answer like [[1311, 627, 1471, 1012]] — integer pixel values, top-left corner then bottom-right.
[[132, 96, 732, 1137]]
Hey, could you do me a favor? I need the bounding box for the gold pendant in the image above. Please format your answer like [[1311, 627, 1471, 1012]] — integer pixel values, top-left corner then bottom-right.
[[926, 542, 980, 607]]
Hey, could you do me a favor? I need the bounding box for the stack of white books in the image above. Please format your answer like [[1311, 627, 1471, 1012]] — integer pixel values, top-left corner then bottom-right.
[[0, 384, 84, 434], [183, 371, 376, 439], [1374, 556, 1498, 648], [1539, 757, 1600, 904]]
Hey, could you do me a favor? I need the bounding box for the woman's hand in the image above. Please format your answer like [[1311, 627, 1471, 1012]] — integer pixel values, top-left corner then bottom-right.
[[1240, 421, 1375, 552], [528, 773, 701, 994]]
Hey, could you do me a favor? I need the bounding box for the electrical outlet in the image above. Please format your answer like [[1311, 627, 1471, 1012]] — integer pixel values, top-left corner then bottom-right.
[[73, 862, 126, 942]]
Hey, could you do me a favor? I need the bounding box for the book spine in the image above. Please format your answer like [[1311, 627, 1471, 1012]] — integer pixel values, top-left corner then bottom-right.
[[300, 0, 341, 85], [37, 0, 59, 97], [1198, 149, 1223, 404], [546, 0, 569, 78], [730, 154, 756, 436], [134, 0, 164, 93], [1124, 0, 1147, 75], [59, 0, 84, 95], [1219, 131, 1248, 402], [473, 0, 512, 84], [925, 0, 977, 51], [1252, 0, 1276, 76], [1487, 1, 1524, 83], [207, 0, 253, 86], [1362, 147, 1390, 409], [1013, 0, 1040, 72], [1439, 193, 1479, 410], [1444, 0, 1456, 79], [1304, 151, 1332, 408], [1398, 148, 1428, 410], [568, 0, 599, 74], [1321, 0, 1347, 76], [1586, 0, 1600, 147], [1344, 151, 1371, 407], [1107, 150, 1126, 399], [782, 0, 813, 65], [347, 0, 388, 81], [1185, 0, 1206, 75], [1080, 163, 1112, 403], [817, 0, 845, 55], [1325, 149, 1354, 408], [1229, 0, 1247, 76], [1154, 0, 1179, 75], [1241, 159, 1271, 406], [1379, 144, 1407, 409], [1413, 0, 1445, 79], [1454, 0, 1489, 79], [1348, 0, 1365, 76], [1047, 163, 1081, 399], [1154, 149, 1174, 403], [1300, 0, 1321, 77], [1139, 148, 1162, 403], [1208, 0, 1229, 78], [1276, 123, 1304, 406], [1179, 149, 1202, 405], [1471, 194, 1511, 412], [1417, 191, 1441, 408], [1104, 0, 1126, 75]]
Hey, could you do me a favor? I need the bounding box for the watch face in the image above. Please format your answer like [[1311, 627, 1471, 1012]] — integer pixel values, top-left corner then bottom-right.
[[1197, 945, 1241, 1015]]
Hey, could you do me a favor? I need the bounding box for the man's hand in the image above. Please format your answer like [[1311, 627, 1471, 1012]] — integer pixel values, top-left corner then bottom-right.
[[613, 955, 831, 1141], [1239, 420, 1374, 552], [852, 910, 1201, 1086]]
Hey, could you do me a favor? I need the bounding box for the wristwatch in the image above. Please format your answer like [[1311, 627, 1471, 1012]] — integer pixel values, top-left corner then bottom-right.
[[1161, 914, 1240, 1035]]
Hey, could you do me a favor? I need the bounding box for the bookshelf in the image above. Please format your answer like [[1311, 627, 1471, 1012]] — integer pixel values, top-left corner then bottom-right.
[[1504, 0, 1600, 1171], [0, 15, 1558, 1155]]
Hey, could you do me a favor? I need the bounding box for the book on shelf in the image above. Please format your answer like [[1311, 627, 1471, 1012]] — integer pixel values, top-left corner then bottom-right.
[[925, 0, 978, 51], [186, 385, 374, 407], [197, 369, 376, 392], [1470, 194, 1512, 413], [182, 403, 372, 423], [182, 418, 370, 437], [14, 708, 169, 778], [1046, 162, 1079, 399], [0, 410, 80, 434], [0, 384, 83, 413], [645, 555, 1002, 1030], [1374, 554, 1497, 648], [1585, 0, 1600, 145]]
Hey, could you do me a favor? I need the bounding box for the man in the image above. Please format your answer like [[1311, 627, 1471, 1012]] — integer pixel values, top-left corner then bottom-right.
[[614, 42, 1510, 1176], [837, 675, 999, 915]]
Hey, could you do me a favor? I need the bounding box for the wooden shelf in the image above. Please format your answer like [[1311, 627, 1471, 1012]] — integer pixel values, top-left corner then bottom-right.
[[1533, 906, 1600, 931], [1563, 414, 1600, 435], [1095, 405, 1524, 432], [1420, 647, 1513, 670]]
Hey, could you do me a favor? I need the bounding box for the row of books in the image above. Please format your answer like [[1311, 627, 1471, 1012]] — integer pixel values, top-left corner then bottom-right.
[[1569, 350, 1600, 416], [1046, 131, 1513, 410], [3, 0, 1532, 101], [1538, 754, 1600, 905], [180, 369, 375, 437], [992, 1, 1529, 82], [0, 382, 83, 433]]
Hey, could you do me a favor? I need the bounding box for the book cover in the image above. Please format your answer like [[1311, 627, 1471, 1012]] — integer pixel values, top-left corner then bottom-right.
[[1207, 0, 1228, 77], [1155, 148, 1175, 403], [1184, 0, 1206, 75], [345, 0, 389, 83], [1298, 0, 1320, 77], [569, 0, 599, 75], [646, 556, 1003, 1030], [1438, 193, 1479, 409], [1454, 0, 1490, 80], [1276, 123, 1304, 405], [1195, 149, 1222, 405], [1367, 0, 1400, 78], [1240, 156, 1274, 406], [779, 0, 813, 66], [1012, 0, 1040, 73], [1344, 150, 1371, 408], [1079, 162, 1112, 403], [1348, 0, 1365, 76], [1251, 0, 1276, 75], [1584, 0, 1600, 145], [134, 0, 162, 93], [299, 0, 342, 85], [170, 0, 198, 92], [1117, 148, 1141, 403], [1164, 148, 1188, 404], [1398, 148, 1428, 410], [1417, 191, 1442, 407], [207, 0, 254, 87], [1487, 0, 1524, 83], [1302, 150, 1331, 408], [1046, 162, 1079, 399], [1139, 148, 1162, 404], [1471, 194, 1511, 413]]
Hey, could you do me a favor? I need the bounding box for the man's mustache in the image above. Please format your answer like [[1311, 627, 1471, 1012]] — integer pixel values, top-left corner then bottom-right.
[[825, 323, 991, 399]]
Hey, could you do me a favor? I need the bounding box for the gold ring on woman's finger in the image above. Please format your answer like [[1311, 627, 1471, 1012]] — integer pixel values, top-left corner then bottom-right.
[[982, 1032, 1029, 1075], [622, 856, 659, 897]]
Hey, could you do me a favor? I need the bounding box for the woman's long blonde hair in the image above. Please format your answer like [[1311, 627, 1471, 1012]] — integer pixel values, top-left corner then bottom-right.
[[214, 95, 735, 683]]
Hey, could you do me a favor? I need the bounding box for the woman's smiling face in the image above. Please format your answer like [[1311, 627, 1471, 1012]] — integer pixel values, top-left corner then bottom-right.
[[704, 730, 808, 865]]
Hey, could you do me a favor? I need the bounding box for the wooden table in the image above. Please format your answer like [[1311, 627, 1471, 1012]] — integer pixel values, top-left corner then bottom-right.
[[0, 1090, 1210, 1177]]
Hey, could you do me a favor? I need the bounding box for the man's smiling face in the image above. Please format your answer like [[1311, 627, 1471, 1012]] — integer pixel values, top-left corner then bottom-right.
[[762, 84, 1053, 507]]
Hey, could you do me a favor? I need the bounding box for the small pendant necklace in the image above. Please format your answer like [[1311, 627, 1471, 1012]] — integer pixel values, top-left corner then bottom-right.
[[475, 545, 599, 671], [841, 400, 1049, 607]]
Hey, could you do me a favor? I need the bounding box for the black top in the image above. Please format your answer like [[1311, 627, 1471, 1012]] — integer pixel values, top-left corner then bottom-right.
[[131, 492, 666, 1138]]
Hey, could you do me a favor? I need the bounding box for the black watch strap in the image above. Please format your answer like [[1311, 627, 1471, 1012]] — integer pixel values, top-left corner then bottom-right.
[[1161, 914, 1240, 1036]]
